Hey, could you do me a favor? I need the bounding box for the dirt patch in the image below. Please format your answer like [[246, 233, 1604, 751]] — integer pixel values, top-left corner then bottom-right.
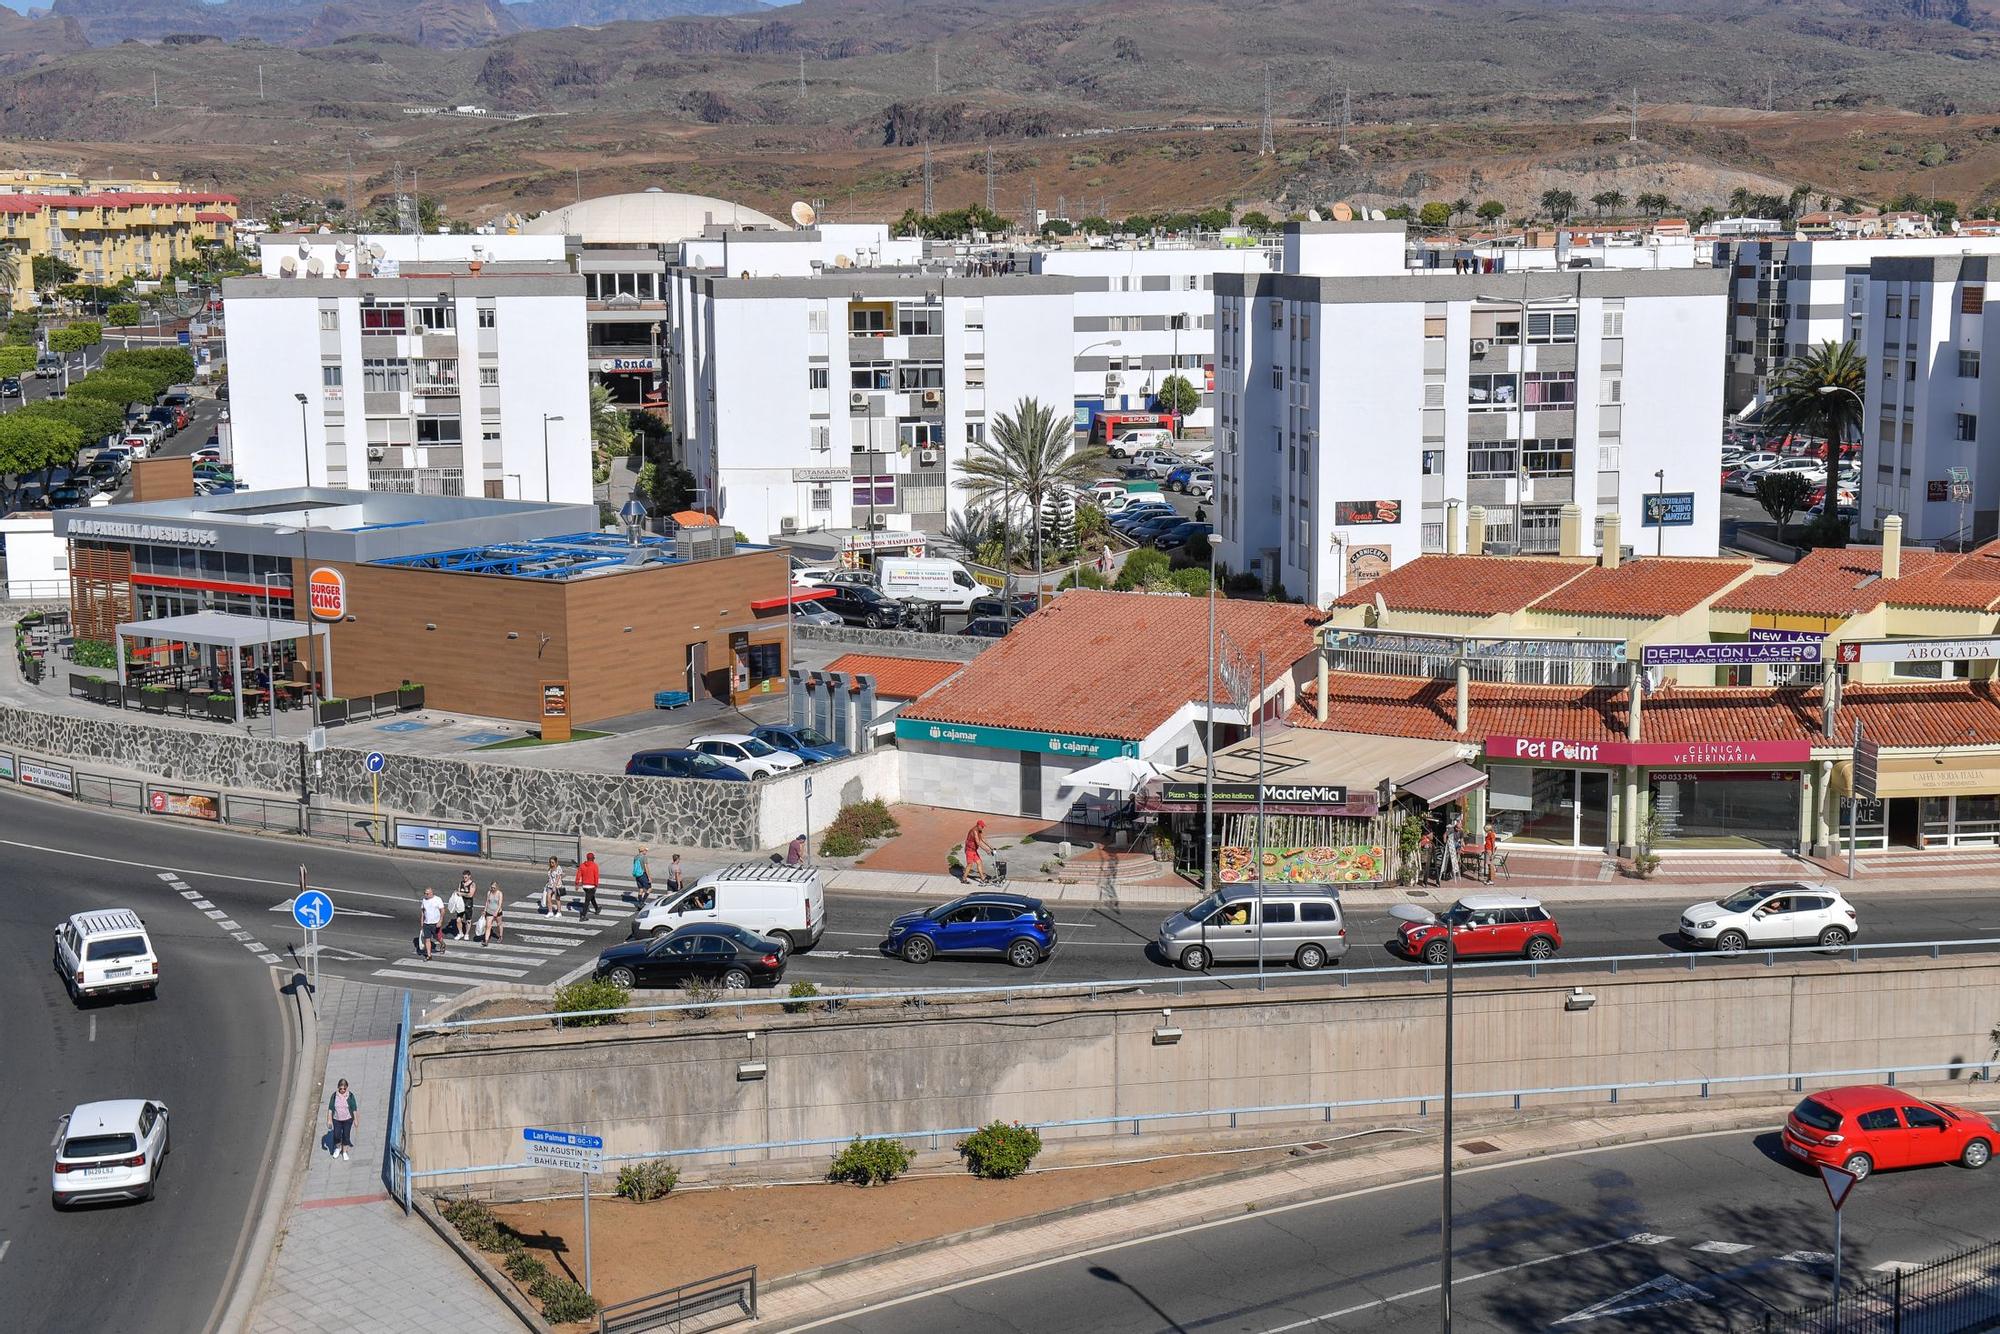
[[487, 1149, 1291, 1310]]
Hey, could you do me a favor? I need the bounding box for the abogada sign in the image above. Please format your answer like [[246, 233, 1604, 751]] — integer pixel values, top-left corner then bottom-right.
[[1834, 637, 2000, 665]]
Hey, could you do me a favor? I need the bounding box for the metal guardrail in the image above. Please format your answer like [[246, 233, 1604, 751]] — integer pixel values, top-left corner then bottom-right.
[[1765, 1234, 2000, 1333], [407, 1058, 1999, 1184], [416, 936, 2000, 1033], [224, 793, 305, 834], [74, 771, 144, 812], [488, 827, 581, 866], [596, 1266, 756, 1334]]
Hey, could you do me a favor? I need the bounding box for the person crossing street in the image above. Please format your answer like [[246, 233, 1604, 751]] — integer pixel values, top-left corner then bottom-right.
[[575, 851, 601, 920]]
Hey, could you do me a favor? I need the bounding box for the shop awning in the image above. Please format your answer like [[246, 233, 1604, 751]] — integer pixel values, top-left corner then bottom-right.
[[1400, 761, 1489, 808], [749, 588, 837, 612], [1145, 729, 1466, 817]]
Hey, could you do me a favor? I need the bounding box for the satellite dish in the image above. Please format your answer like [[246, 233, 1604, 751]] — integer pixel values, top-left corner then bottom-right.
[[833, 253, 854, 269], [1307, 208, 1323, 222], [1369, 208, 1387, 222], [278, 255, 298, 277], [305, 256, 325, 276], [1330, 201, 1354, 222], [791, 200, 817, 227], [297, 238, 311, 258], [366, 241, 387, 260]]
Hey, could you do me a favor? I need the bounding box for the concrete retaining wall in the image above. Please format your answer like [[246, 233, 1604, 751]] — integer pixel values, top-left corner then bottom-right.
[[794, 623, 990, 657], [406, 955, 2000, 1191]]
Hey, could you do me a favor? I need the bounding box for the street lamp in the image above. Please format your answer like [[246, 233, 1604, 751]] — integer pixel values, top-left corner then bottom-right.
[[293, 391, 310, 488], [1652, 468, 1666, 558], [1078, 339, 1123, 422], [542, 413, 565, 503]]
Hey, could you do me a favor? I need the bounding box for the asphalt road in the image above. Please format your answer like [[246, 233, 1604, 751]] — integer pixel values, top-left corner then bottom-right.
[[810, 1127, 2000, 1333], [9, 791, 2000, 1002], [0, 804, 291, 1334]]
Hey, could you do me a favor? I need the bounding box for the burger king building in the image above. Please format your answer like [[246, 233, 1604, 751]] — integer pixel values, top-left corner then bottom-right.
[[55, 489, 795, 726]]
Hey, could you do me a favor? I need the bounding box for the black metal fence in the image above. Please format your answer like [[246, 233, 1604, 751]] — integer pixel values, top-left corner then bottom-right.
[[1765, 1237, 2000, 1333], [597, 1266, 756, 1334]]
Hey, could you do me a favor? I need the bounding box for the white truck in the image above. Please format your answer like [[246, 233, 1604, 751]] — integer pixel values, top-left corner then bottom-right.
[[875, 557, 983, 612]]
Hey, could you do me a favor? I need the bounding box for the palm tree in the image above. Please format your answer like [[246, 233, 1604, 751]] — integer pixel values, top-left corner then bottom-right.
[[1590, 189, 1626, 218], [943, 505, 1000, 560], [588, 382, 632, 461], [0, 245, 22, 312], [1727, 186, 1752, 216], [1539, 189, 1576, 224], [957, 397, 1106, 593], [1635, 191, 1672, 219], [1766, 339, 1867, 490], [1450, 196, 1473, 226]]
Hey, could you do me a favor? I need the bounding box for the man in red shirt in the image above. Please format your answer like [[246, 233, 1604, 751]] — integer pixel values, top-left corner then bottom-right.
[[576, 851, 601, 920]]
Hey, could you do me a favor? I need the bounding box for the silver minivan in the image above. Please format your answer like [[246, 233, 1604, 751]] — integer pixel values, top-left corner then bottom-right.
[[1156, 884, 1347, 971]]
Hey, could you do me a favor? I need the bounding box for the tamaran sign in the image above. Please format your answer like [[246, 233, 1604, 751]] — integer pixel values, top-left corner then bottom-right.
[[1483, 735, 1812, 767], [894, 718, 1138, 760]]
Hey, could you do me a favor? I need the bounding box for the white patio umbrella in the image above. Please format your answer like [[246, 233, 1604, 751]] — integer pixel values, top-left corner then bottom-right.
[[1057, 754, 1162, 795]]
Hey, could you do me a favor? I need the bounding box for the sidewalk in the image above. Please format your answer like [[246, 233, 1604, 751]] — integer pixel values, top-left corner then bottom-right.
[[248, 978, 520, 1334]]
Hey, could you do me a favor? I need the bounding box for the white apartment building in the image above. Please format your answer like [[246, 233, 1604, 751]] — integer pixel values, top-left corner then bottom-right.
[[1857, 253, 2000, 546], [224, 234, 591, 502], [1026, 243, 1279, 435], [1215, 222, 1727, 604], [666, 241, 1074, 542]]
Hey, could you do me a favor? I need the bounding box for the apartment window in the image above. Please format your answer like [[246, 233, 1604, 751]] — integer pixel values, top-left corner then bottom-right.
[[851, 474, 896, 507], [1423, 316, 1447, 339], [1270, 366, 1284, 390], [1602, 310, 1624, 337], [1882, 359, 1898, 384], [810, 486, 832, 512], [359, 305, 406, 332], [1909, 297, 1921, 320], [849, 308, 888, 334], [895, 364, 944, 391], [850, 363, 891, 390], [807, 309, 828, 334], [321, 365, 342, 389], [897, 420, 942, 449], [1468, 446, 1517, 479], [414, 358, 457, 388], [1518, 505, 1565, 551], [1958, 413, 1979, 442], [1268, 300, 1283, 330], [811, 425, 830, 452], [1885, 295, 1902, 318], [808, 367, 830, 390], [476, 306, 496, 329], [479, 367, 498, 387], [1600, 375, 1622, 404], [964, 300, 984, 330], [965, 420, 986, 445], [1965, 287, 1986, 315], [1468, 373, 1518, 409], [965, 365, 985, 389], [1298, 313, 1312, 340], [1496, 319, 1521, 340], [1961, 350, 1982, 379], [412, 302, 454, 331], [896, 305, 941, 337], [361, 358, 409, 392], [1524, 370, 1576, 407], [1423, 381, 1446, 408], [1523, 439, 1576, 477], [1526, 311, 1577, 344], [416, 418, 462, 447], [317, 308, 339, 332], [1907, 360, 1917, 381], [1422, 449, 1445, 476]]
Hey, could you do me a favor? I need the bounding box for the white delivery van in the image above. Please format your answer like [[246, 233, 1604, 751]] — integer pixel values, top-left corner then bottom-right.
[[1110, 428, 1175, 457], [630, 864, 826, 952], [876, 557, 982, 612]]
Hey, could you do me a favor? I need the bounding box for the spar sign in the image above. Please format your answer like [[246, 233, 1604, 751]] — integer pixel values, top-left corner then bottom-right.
[[308, 566, 346, 622]]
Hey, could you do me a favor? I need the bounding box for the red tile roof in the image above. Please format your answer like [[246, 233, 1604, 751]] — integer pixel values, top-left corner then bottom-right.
[[193, 210, 233, 223], [1294, 672, 2000, 751], [902, 590, 1325, 742], [1531, 558, 1755, 618], [1712, 546, 1957, 616], [1331, 554, 1591, 616], [824, 653, 963, 700]]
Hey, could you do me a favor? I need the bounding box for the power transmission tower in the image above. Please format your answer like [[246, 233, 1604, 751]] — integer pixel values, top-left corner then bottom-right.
[[984, 145, 995, 211], [258, 65, 265, 100], [1339, 85, 1350, 152], [922, 141, 934, 215], [1026, 180, 1038, 234], [345, 148, 357, 226], [153, 74, 159, 110], [1056, 193, 1067, 221], [1629, 86, 1639, 142], [1259, 65, 1274, 156], [933, 49, 941, 96], [1765, 74, 1774, 113], [798, 53, 806, 103]]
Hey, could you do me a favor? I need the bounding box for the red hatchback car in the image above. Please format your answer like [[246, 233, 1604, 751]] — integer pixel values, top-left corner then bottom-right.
[[1393, 894, 1562, 963], [1783, 1085, 1995, 1180]]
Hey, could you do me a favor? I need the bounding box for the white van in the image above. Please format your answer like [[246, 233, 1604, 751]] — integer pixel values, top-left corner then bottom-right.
[[876, 557, 982, 612], [630, 864, 826, 952], [1110, 428, 1175, 457]]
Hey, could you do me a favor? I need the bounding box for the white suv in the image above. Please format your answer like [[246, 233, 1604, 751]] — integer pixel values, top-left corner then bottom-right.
[[1678, 882, 1860, 952], [52, 1099, 170, 1207], [690, 734, 804, 780], [54, 909, 159, 1003]]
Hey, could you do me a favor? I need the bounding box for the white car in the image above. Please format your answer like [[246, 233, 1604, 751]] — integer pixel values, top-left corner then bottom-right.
[[52, 1099, 169, 1207], [690, 734, 804, 779], [1678, 881, 1860, 952], [1763, 458, 1827, 479], [793, 601, 843, 628], [1188, 477, 1213, 500], [53, 908, 158, 1003]]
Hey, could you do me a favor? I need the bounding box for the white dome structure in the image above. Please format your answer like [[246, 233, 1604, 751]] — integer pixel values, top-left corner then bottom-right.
[[523, 190, 787, 245]]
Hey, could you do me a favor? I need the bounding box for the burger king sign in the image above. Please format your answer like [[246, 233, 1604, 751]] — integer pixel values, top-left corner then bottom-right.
[[308, 566, 346, 622]]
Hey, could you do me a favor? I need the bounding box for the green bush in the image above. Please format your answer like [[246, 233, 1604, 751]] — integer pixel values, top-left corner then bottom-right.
[[847, 798, 898, 839], [615, 1160, 679, 1202], [1114, 547, 1170, 590], [530, 1274, 600, 1323], [782, 980, 821, 1013], [1059, 566, 1109, 590], [106, 302, 141, 328], [503, 1250, 547, 1283], [827, 1136, 914, 1186], [817, 798, 899, 859], [1168, 565, 1212, 597], [958, 1121, 1043, 1179], [679, 974, 722, 1017], [441, 1196, 505, 1250], [71, 638, 117, 669], [818, 826, 862, 857], [552, 976, 628, 1027]]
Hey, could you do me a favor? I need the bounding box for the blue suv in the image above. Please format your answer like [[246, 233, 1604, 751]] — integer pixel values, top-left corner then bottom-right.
[[884, 892, 1056, 968], [751, 724, 850, 763]]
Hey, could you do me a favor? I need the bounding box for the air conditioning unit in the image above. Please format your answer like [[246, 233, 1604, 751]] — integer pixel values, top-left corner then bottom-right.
[[849, 391, 870, 408], [869, 514, 890, 528], [780, 516, 799, 533], [1472, 339, 1491, 354], [918, 448, 940, 465], [367, 446, 386, 461], [922, 389, 942, 405]]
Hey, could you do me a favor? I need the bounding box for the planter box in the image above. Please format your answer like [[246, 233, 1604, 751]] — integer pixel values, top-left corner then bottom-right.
[[204, 697, 236, 723], [372, 690, 400, 716], [317, 699, 349, 727], [398, 686, 424, 712], [122, 685, 146, 709], [138, 691, 168, 713], [165, 688, 189, 715]]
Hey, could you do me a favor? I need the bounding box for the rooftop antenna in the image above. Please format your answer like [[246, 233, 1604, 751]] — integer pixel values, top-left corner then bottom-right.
[[922, 141, 934, 215], [258, 65, 265, 100], [574, 165, 581, 203], [985, 145, 995, 211], [1259, 65, 1274, 156]]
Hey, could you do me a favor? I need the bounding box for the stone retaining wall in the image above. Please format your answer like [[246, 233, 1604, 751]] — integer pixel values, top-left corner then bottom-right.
[[794, 624, 990, 657]]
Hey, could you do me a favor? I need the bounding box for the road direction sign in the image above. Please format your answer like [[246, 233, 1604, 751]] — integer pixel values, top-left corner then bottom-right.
[[1820, 1162, 1858, 1212], [292, 889, 335, 930], [524, 1127, 605, 1173], [1853, 738, 1880, 800], [364, 751, 386, 773]]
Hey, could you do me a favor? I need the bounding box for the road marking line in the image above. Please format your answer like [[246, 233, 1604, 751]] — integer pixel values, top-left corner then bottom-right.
[[369, 966, 517, 986], [88, 1014, 96, 1043], [204, 909, 226, 919], [1554, 1272, 1712, 1325], [258, 953, 281, 964], [0, 1239, 9, 1262], [192, 900, 213, 909], [1692, 1241, 1753, 1254], [373, 959, 530, 980], [1778, 1251, 1835, 1264], [1874, 1260, 1925, 1272]]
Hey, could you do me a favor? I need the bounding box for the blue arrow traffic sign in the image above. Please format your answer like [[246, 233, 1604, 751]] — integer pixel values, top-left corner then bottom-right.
[[364, 751, 386, 773], [292, 889, 335, 930]]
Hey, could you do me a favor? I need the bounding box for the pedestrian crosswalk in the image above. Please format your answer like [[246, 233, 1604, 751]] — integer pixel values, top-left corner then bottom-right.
[[368, 895, 644, 990]]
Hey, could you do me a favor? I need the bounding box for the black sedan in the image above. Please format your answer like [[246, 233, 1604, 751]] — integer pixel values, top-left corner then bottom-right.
[[594, 924, 787, 990], [0, 376, 22, 398], [968, 592, 1038, 620], [823, 584, 909, 628]]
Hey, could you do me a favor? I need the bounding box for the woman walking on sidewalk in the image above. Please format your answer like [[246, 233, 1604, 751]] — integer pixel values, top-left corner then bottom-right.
[[328, 1078, 357, 1161], [542, 856, 563, 916]]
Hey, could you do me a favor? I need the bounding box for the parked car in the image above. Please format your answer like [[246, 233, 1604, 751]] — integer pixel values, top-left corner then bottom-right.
[[0, 376, 22, 398], [1156, 884, 1348, 971], [42, 485, 90, 510], [630, 863, 826, 952], [52, 1099, 170, 1208], [822, 584, 909, 629], [967, 592, 1038, 620], [1188, 476, 1214, 500], [886, 891, 1055, 967], [1127, 515, 1189, 543], [92, 448, 132, 476], [690, 733, 805, 779], [53, 909, 159, 1003], [961, 617, 1013, 638], [791, 601, 844, 628], [1390, 894, 1562, 963], [1144, 452, 1191, 478], [1154, 521, 1213, 550], [1783, 1086, 1994, 1180], [193, 445, 223, 463], [624, 748, 749, 781], [33, 354, 62, 379], [1164, 464, 1199, 492], [1678, 881, 1858, 951], [593, 924, 787, 990], [82, 459, 124, 489], [751, 723, 850, 763]]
